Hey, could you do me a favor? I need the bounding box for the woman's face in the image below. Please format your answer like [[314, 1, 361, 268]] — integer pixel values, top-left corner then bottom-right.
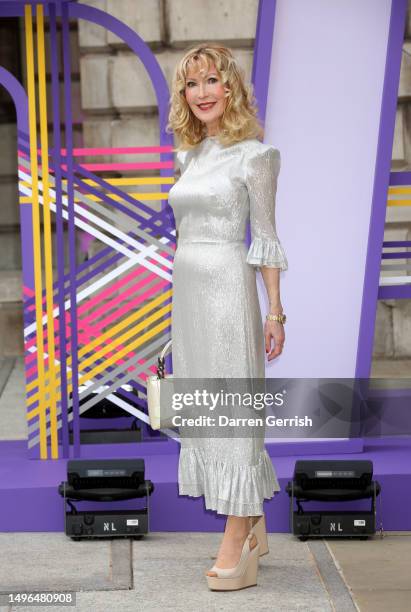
[[184, 60, 228, 135]]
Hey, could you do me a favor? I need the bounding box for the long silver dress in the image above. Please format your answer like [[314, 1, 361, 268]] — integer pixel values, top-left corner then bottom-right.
[[168, 136, 288, 516]]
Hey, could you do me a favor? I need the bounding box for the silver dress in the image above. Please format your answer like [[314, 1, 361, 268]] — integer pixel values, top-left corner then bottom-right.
[[168, 136, 288, 516]]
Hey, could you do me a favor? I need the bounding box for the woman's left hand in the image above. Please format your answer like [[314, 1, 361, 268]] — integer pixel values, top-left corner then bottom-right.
[[264, 320, 285, 361]]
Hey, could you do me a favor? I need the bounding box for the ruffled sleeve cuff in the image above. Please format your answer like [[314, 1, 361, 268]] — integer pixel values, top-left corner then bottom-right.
[[246, 236, 288, 271]]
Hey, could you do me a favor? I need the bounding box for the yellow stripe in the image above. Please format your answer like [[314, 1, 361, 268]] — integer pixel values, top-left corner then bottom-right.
[[20, 192, 170, 203], [37, 5, 58, 459], [388, 187, 411, 194], [387, 199, 411, 206], [84, 192, 170, 201], [76, 177, 175, 186], [25, 5, 47, 459], [21, 178, 175, 188]]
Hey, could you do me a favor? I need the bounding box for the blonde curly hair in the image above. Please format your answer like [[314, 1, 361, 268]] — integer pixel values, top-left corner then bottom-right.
[[167, 43, 264, 151]]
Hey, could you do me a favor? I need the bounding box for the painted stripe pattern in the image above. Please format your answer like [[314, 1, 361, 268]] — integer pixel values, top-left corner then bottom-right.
[[381, 176, 411, 297], [19, 3, 176, 458]]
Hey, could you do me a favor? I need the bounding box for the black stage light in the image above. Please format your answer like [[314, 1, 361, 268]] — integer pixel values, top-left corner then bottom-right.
[[58, 458, 154, 540], [285, 460, 382, 541]]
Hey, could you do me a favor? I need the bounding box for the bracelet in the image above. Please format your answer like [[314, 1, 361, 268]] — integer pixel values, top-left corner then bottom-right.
[[266, 313, 286, 324]]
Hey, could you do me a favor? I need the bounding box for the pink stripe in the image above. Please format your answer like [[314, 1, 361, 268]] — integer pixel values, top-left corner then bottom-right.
[[62, 270, 167, 351], [25, 352, 37, 368], [18, 164, 31, 175], [25, 266, 147, 350], [75, 274, 167, 344], [147, 253, 174, 271], [25, 146, 173, 157], [25, 336, 37, 351], [60, 146, 174, 156], [25, 315, 62, 356], [26, 355, 50, 381], [22, 160, 174, 174], [62, 161, 174, 172], [25, 367, 37, 384], [25, 310, 59, 350], [23, 286, 35, 297], [25, 324, 46, 350], [77, 264, 146, 316], [80, 272, 161, 325], [25, 327, 124, 382], [25, 316, 71, 379], [20, 147, 175, 157], [25, 351, 41, 377], [25, 311, 66, 356], [72, 278, 167, 362], [82, 278, 167, 337], [25, 341, 38, 356], [74, 279, 166, 357], [26, 365, 36, 379], [35, 305, 131, 367]]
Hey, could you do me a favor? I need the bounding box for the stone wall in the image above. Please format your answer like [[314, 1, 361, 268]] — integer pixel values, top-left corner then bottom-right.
[[78, 0, 256, 158]]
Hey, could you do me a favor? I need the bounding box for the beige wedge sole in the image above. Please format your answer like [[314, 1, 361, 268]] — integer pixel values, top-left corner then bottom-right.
[[251, 513, 269, 556], [206, 541, 260, 591]]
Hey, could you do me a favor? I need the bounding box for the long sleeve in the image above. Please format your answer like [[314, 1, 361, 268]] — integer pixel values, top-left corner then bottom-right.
[[175, 149, 188, 179], [245, 145, 288, 272], [173, 150, 189, 241]]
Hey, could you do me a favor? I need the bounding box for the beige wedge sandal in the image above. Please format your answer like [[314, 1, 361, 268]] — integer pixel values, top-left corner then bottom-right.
[[250, 513, 269, 556], [205, 532, 260, 591], [210, 513, 269, 560]]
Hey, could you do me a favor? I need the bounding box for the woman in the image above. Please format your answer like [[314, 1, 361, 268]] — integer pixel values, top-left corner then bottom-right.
[[167, 43, 288, 591]]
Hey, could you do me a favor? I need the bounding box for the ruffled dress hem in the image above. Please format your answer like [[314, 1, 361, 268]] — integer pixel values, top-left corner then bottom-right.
[[178, 447, 281, 516]]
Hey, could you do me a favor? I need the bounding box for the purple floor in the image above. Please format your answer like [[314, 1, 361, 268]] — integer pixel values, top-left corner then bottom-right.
[[0, 436, 409, 532]]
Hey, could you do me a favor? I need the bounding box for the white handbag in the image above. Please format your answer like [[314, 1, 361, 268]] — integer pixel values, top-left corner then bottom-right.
[[147, 339, 174, 430]]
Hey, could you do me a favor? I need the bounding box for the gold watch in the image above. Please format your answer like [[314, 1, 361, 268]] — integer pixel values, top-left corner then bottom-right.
[[266, 313, 286, 324]]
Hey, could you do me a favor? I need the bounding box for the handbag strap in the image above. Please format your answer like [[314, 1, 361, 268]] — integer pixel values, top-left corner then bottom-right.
[[157, 339, 172, 378], [160, 339, 172, 360]]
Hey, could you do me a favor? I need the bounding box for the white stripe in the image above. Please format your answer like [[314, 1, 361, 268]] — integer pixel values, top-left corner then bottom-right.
[[379, 275, 411, 285], [387, 195, 411, 200]]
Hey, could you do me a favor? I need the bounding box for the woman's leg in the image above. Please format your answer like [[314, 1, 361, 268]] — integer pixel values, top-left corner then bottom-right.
[[206, 515, 261, 573]]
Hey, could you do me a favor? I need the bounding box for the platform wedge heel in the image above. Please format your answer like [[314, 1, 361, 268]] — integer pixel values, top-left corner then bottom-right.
[[205, 532, 260, 591], [250, 513, 269, 556]]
